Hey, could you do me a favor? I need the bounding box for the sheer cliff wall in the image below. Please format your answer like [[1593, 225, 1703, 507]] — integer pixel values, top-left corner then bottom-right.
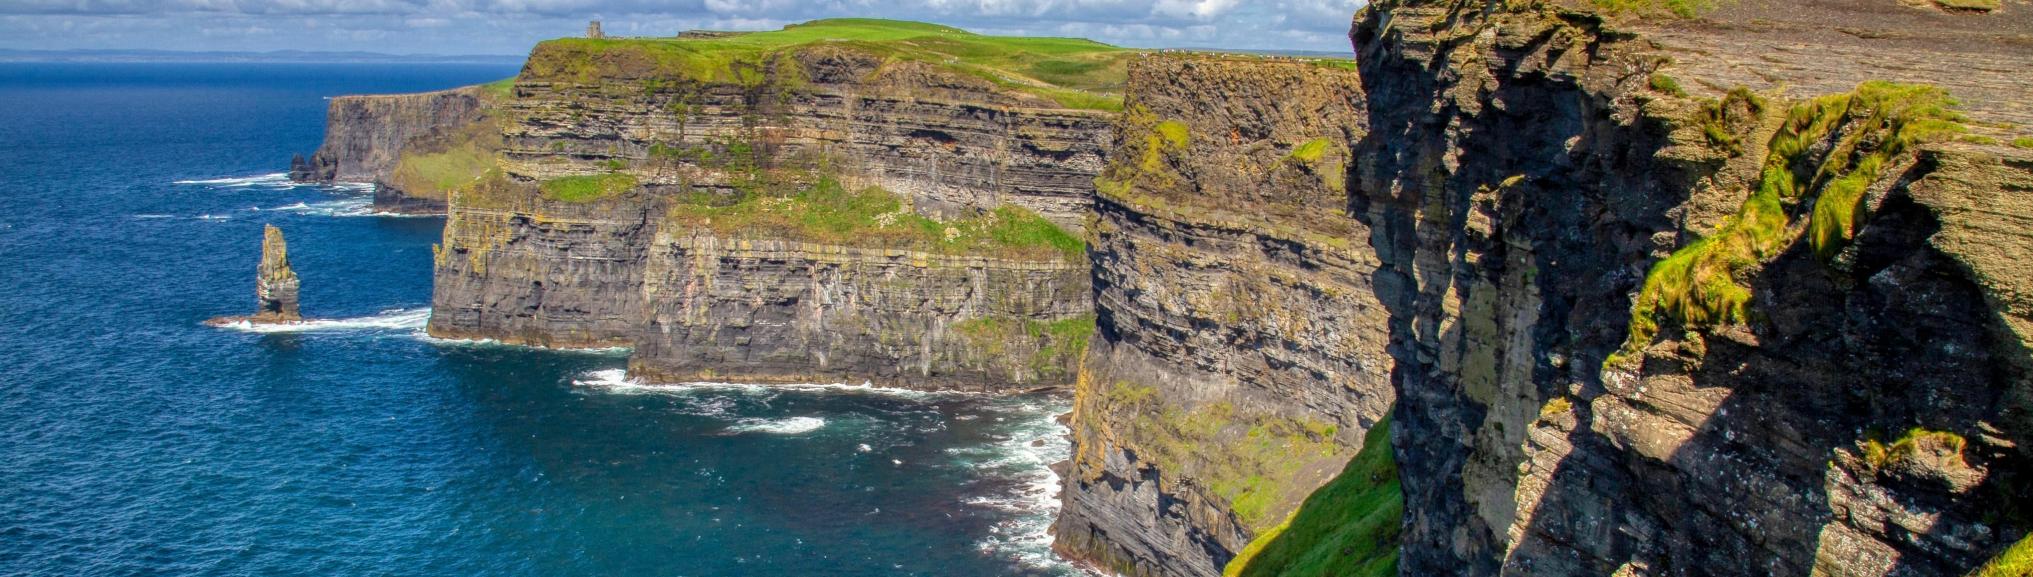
[[423, 39, 1102, 391], [1051, 54, 1391, 577], [1349, 0, 2033, 575]]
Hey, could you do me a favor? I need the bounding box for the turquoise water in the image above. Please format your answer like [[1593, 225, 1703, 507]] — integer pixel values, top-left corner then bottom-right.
[[0, 63, 1077, 576]]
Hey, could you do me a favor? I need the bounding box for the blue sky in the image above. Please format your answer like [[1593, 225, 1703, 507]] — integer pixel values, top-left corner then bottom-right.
[[0, 0, 1367, 56]]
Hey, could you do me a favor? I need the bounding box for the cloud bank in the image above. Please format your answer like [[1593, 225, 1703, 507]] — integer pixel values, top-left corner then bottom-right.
[[0, 0, 1367, 56]]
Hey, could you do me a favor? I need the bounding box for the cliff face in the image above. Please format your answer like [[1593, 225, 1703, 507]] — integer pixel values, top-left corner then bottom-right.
[[427, 185, 653, 348], [1348, 1, 2033, 574], [499, 42, 1111, 230], [1052, 54, 1390, 577], [424, 27, 1105, 391], [291, 86, 492, 214], [630, 234, 1091, 390]]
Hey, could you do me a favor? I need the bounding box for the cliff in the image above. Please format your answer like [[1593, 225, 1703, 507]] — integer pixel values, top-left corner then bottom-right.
[[425, 20, 1110, 391], [1346, 0, 2033, 574], [1052, 54, 1390, 577], [290, 84, 497, 213]]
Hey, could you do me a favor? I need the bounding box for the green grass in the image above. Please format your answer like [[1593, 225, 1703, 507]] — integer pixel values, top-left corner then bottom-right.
[[1860, 427, 1967, 470], [1288, 138, 1332, 164], [390, 144, 493, 200], [387, 119, 501, 201], [1974, 534, 2033, 577], [2012, 137, 2033, 149], [1614, 81, 1965, 360], [539, 173, 638, 203], [1649, 72, 1689, 97], [1225, 416, 1400, 577], [478, 77, 516, 100], [663, 176, 1085, 260], [522, 18, 1132, 110]]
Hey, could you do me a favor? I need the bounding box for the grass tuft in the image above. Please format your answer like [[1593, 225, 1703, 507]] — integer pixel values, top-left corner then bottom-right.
[[1288, 138, 1332, 164], [1649, 72, 1689, 97], [2012, 137, 2033, 150], [1614, 81, 1965, 360]]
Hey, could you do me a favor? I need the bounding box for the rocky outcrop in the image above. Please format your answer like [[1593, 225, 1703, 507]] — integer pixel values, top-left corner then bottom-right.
[[1347, 0, 2033, 575], [207, 224, 302, 326], [1051, 54, 1389, 577]]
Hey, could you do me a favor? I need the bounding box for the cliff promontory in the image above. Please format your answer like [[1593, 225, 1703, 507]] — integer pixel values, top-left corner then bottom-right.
[[414, 19, 1118, 391]]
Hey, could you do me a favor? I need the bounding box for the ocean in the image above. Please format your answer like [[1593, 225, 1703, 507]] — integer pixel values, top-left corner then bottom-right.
[[0, 63, 1079, 577]]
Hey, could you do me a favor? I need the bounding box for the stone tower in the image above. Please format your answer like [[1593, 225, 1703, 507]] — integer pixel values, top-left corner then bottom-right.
[[587, 20, 604, 39]]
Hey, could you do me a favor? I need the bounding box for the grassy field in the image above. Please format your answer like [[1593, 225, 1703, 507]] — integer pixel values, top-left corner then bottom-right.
[[522, 18, 1134, 110], [663, 176, 1084, 261]]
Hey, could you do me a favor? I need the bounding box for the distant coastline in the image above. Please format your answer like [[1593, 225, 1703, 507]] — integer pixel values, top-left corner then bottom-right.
[[0, 49, 525, 65]]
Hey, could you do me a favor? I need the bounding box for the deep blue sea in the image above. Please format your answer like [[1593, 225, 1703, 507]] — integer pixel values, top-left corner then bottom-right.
[[0, 63, 1077, 577]]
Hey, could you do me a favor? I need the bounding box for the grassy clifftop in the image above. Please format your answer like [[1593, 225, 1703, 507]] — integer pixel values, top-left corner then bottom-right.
[[521, 18, 1133, 110]]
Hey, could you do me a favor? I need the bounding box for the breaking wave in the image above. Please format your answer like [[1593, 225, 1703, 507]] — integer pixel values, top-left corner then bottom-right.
[[726, 416, 827, 435], [959, 398, 1080, 573], [174, 173, 293, 188], [213, 308, 431, 334]]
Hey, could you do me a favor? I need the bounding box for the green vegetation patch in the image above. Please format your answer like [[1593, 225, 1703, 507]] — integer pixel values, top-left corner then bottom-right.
[[952, 315, 1096, 377], [1288, 138, 1333, 164], [387, 119, 502, 201], [1102, 380, 1347, 531], [1614, 81, 1965, 360], [2012, 137, 2033, 149], [478, 77, 516, 100], [523, 18, 1132, 110], [1649, 72, 1689, 98], [1226, 416, 1401, 577], [1974, 534, 2033, 577], [1860, 427, 1967, 470], [539, 173, 639, 203], [1095, 105, 1192, 202], [664, 176, 1084, 261]]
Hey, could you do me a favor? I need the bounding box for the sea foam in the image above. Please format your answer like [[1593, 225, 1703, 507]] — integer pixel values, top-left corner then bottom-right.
[[174, 173, 293, 188], [726, 416, 827, 435], [215, 308, 431, 334]]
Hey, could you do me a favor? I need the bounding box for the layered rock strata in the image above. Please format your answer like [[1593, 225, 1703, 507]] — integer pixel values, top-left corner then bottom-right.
[[1349, 0, 2033, 575], [500, 43, 1111, 231], [630, 234, 1091, 391], [420, 37, 1108, 390], [1051, 54, 1391, 577]]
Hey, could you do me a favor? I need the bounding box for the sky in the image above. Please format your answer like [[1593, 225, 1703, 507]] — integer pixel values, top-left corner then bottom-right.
[[0, 0, 1368, 56]]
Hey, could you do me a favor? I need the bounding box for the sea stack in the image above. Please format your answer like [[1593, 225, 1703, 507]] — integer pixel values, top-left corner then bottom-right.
[[253, 225, 301, 322], [207, 224, 301, 326]]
